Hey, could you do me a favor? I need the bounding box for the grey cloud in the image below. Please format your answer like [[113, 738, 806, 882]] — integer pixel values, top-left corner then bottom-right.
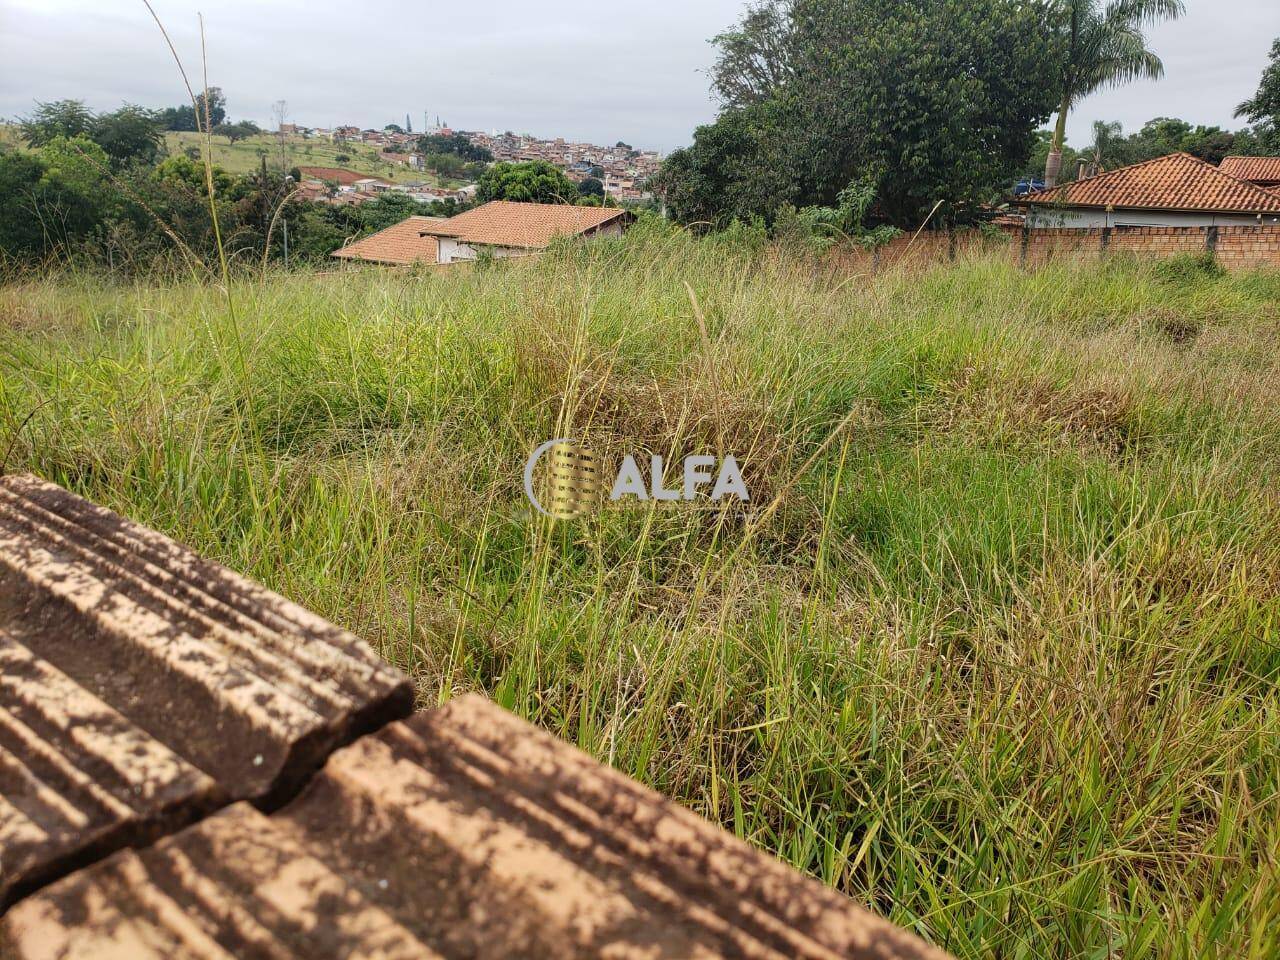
[[1, 0, 1275, 154]]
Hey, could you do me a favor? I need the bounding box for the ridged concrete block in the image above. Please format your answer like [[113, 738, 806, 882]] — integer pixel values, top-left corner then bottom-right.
[[3, 695, 950, 959], [0, 474, 414, 908]]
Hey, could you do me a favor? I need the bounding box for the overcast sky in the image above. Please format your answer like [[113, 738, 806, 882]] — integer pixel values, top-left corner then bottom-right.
[[1, 0, 1276, 154]]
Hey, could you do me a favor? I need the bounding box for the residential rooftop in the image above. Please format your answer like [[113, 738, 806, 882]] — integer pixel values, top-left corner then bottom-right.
[[418, 200, 631, 249], [331, 216, 446, 265], [1018, 152, 1280, 215], [1218, 155, 1280, 186]]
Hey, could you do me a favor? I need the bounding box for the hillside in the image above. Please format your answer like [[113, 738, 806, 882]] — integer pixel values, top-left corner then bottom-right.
[[162, 131, 462, 185], [2, 227, 1278, 958]]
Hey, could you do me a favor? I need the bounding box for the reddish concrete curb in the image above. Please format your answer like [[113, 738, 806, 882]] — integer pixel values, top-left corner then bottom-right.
[[3, 695, 951, 959], [0, 474, 414, 909]]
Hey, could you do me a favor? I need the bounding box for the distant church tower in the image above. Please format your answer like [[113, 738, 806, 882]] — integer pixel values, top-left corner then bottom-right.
[[405, 113, 412, 134]]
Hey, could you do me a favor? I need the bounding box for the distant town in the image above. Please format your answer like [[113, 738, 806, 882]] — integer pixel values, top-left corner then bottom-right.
[[276, 118, 661, 208]]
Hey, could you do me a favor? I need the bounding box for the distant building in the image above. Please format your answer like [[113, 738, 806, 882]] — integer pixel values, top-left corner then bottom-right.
[[333, 201, 633, 266], [297, 167, 393, 190], [1016, 153, 1280, 228], [422, 201, 631, 263]]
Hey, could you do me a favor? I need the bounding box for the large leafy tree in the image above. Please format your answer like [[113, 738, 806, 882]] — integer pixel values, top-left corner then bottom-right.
[[0, 136, 114, 260], [21, 101, 163, 168], [0, 153, 58, 260], [92, 105, 164, 167], [655, 101, 800, 226], [417, 133, 493, 163], [661, 0, 1059, 226], [709, 0, 795, 109], [213, 121, 261, 145], [1236, 38, 1280, 128], [19, 100, 95, 146], [197, 87, 227, 128], [477, 161, 578, 204], [158, 87, 226, 132], [1042, 0, 1184, 187]]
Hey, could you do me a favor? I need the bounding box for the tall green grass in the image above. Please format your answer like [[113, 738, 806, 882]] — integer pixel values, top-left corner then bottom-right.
[[2, 224, 1278, 957]]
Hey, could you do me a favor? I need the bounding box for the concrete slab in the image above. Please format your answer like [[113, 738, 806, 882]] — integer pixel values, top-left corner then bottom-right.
[[0, 474, 414, 909], [2, 695, 951, 959]]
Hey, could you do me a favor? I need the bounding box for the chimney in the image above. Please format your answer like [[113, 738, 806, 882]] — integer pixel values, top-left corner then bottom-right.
[[1078, 159, 1089, 180]]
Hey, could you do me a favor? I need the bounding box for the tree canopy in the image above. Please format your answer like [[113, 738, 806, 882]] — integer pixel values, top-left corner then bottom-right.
[[417, 133, 493, 163], [19, 100, 96, 146], [1237, 38, 1280, 128], [477, 161, 578, 204], [91, 105, 164, 166], [1040, 0, 1185, 185], [1024, 113, 1280, 183], [19, 100, 163, 168], [157, 87, 227, 131], [213, 121, 262, 145], [659, 0, 1059, 226]]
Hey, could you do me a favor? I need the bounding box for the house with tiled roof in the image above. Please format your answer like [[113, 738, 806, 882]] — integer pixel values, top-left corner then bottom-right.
[[297, 167, 392, 189], [1218, 156, 1280, 189], [331, 216, 445, 266], [331, 201, 633, 266], [418, 200, 633, 263], [1016, 153, 1280, 228]]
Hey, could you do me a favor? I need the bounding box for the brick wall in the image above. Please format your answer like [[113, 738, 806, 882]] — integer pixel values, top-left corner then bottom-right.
[[826, 224, 1280, 273], [827, 230, 1005, 272], [876, 225, 1280, 272], [1106, 226, 1208, 259], [1018, 224, 1280, 271], [1021, 227, 1104, 266], [1215, 227, 1280, 271]]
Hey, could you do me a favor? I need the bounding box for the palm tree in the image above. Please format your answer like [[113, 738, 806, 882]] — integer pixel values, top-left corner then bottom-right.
[[1043, 0, 1185, 187], [1084, 119, 1123, 176]]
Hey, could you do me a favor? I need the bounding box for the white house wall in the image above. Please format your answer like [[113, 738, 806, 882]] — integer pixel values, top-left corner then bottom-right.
[[1027, 208, 1280, 228], [436, 238, 535, 263]]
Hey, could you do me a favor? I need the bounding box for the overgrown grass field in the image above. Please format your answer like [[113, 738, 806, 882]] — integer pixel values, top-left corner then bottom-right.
[[2, 225, 1278, 957]]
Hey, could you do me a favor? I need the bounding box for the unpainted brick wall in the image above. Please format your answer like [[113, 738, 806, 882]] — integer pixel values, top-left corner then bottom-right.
[[828, 225, 1280, 273], [1011, 224, 1280, 271], [1215, 227, 1280, 271], [1107, 226, 1207, 258]]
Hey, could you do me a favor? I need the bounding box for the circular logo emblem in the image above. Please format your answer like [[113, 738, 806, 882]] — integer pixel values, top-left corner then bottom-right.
[[523, 439, 600, 519]]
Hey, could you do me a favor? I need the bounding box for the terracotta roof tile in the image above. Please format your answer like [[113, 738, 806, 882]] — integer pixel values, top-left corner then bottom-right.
[[298, 167, 391, 187], [1218, 156, 1280, 185], [421, 200, 631, 249], [3, 695, 952, 959], [1019, 153, 1280, 214], [332, 217, 444, 265], [0, 474, 413, 908]]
